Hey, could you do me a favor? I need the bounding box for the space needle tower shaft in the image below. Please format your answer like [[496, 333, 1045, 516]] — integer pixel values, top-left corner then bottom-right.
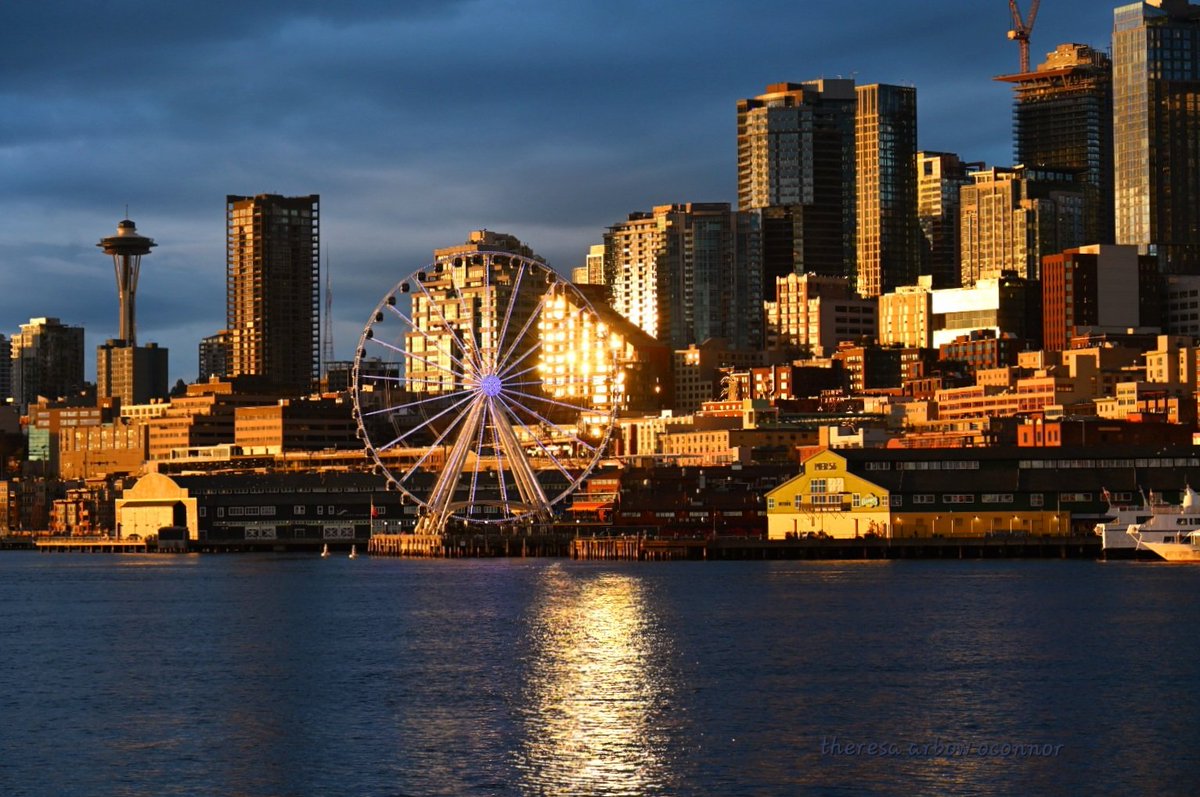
[[97, 219, 156, 346]]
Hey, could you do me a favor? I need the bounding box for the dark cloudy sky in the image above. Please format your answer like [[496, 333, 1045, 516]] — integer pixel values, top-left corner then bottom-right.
[[1, 0, 1112, 384]]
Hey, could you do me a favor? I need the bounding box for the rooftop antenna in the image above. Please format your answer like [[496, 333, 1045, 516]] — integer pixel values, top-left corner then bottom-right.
[[1008, 0, 1042, 73]]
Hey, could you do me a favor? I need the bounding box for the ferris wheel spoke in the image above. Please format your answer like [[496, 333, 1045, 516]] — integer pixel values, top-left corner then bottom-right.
[[380, 304, 476, 379], [496, 392, 601, 454], [412, 275, 484, 375], [491, 259, 529, 372], [446, 263, 486, 374], [488, 397, 550, 513], [501, 387, 598, 417], [376, 390, 476, 452], [466, 399, 490, 512], [497, 360, 543, 385], [368, 336, 467, 385], [495, 290, 547, 375], [397, 393, 481, 481], [361, 388, 474, 418], [496, 339, 543, 382], [493, 396, 576, 482], [484, 399, 513, 517]]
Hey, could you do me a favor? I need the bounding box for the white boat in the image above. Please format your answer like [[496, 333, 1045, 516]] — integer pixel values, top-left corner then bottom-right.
[[348, 544, 358, 559], [1097, 486, 1200, 556], [320, 544, 330, 558], [1095, 501, 1153, 554], [1129, 529, 1200, 562]]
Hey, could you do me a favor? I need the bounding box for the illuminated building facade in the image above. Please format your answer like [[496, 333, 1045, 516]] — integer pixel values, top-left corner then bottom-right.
[[877, 278, 934, 348], [1113, 0, 1200, 272], [764, 273, 876, 357], [736, 80, 857, 283], [918, 152, 982, 289], [11, 317, 85, 412], [997, 43, 1113, 246], [959, 166, 1086, 285], [226, 194, 320, 395], [97, 340, 169, 407], [604, 203, 763, 351], [856, 83, 920, 298], [1041, 244, 1160, 352]]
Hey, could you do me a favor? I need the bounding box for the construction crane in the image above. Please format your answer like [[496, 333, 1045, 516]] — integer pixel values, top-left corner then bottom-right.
[[1008, 0, 1041, 73]]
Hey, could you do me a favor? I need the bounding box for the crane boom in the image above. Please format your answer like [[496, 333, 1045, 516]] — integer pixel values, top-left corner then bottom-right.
[[1007, 0, 1042, 73]]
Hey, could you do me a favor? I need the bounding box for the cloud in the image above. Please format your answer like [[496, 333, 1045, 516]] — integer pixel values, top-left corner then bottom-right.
[[0, 0, 1115, 383]]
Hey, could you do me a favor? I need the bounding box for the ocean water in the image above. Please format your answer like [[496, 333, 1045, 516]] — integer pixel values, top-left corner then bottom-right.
[[0, 554, 1196, 796]]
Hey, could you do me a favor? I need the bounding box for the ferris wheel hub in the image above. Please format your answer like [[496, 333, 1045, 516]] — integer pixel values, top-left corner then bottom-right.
[[480, 373, 503, 397]]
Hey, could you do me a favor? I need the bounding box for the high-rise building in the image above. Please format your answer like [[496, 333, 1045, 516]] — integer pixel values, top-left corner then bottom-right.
[[1113, 0, 1200, 272], [1041, 245, 1160, 352], [959, 166, 1086, 285], [918, 153, 983, 289], [855, 84, 920, 298], [764, 273, 876, 357], [878, 277, 935, 349], [97, 341, 169, 407], [604, 203, 763, 351], [225, 193, 320, 395], [736, 80, 857, 284], [11, 317, 85, 411], [95, 218, 169, 406], [0, 334, 10, 403], [198, 331, 231, 381], [402, 232, 547, 397], [997, 43, 1114, 247]]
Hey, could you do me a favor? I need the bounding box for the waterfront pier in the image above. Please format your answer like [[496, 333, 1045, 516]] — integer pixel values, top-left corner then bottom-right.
[[35, 536, 148, 553]]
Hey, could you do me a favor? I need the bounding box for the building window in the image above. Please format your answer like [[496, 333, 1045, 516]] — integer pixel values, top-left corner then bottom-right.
[[294, 505, 306, 515]]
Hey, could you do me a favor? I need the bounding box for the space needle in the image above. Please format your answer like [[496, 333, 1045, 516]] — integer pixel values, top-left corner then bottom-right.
[[97, 218, 156, 345]]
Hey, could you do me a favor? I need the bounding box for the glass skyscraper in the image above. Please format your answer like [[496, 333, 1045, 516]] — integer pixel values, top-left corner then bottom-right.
[[1113, 0, 1200, 272]]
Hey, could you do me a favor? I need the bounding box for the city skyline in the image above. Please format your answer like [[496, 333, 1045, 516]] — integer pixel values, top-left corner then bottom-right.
[[1, 1, 1112, 384]]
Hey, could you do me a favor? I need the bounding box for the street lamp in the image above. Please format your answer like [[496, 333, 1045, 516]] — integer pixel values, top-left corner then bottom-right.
[[973, 515, 980, 535], [1010, 515, 1019, 534], [934, 515, 940, 537]]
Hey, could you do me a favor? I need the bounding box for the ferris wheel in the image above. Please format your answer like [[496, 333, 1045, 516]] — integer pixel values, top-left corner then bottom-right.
[[351, 252, 619, 535]]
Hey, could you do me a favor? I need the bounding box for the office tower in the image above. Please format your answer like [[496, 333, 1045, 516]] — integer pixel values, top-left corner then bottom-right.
[[764, 273, 876, 357], [198, 331, 231, 381], [604, 203, 763, 351], [918, 153, 983, 289], [878, 278, 935, 348], [736, 80, 857, 284], [585, 243, 606, 285], [433, 229, 542, 263], [95, 218, 169, 406], [959, 166, 1086, 285], [401, 231, 546, 398], [226, 194, 320, 395], [96, 341, 168, 406], [929, 275, 1038, 349], [0, 335, 10, 403], [856, 84, 920, 298], [11, 317, 85, 411], [1114, 0, 1200, 272], [997, 43, 1114, 246], [1041, 245, 1160, 352]]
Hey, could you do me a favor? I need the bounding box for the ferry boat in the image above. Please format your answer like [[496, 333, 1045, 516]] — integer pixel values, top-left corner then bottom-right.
[[1096, 486, 1200, 557], [1129, 529, 1200, 562]]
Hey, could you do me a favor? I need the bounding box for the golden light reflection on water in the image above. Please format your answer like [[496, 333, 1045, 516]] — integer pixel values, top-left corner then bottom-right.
[[516, 566, 674, 796]]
